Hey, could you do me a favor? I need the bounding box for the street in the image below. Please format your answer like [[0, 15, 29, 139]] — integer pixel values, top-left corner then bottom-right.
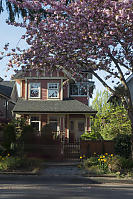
[[0, 165, 133, 199]]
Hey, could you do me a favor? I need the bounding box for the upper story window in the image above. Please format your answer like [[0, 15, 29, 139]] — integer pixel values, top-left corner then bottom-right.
[[48, 83, 59, 98], [29, 82, 41, 98], [70, 83, 87, 96]]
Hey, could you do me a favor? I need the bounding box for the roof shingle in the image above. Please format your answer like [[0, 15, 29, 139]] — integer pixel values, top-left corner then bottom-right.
[[0, 81, 15, 98], [13, 98, 97, 114]]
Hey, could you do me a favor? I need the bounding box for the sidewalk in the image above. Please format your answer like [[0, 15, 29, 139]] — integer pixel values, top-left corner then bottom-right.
[[0, 160, 133, 186], [40, 160, 133, 185]]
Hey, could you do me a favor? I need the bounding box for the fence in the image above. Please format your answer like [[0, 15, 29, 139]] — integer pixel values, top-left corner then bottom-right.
[[80, 140, 114, 157], [64, 142, 80, 160], [23, 140, 114, 160]]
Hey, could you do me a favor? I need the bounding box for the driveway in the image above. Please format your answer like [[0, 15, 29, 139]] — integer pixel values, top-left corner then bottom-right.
[[0, 162, 133, 199]]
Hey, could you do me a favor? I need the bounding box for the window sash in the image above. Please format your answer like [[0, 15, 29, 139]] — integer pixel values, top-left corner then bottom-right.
[[29, 83, 40, 98], [48, 83, 59, 89], [48, 83, 59, 98]]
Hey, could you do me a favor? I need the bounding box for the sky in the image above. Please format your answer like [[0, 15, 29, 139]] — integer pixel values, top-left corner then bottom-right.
[[0, 11, 105, 101]]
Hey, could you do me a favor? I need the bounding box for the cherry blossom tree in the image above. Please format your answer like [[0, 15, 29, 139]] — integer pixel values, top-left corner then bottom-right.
[[2, 0, 133, 156]]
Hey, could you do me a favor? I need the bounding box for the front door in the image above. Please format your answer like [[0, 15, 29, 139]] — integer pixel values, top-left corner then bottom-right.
[[69, 119, 85, 141]]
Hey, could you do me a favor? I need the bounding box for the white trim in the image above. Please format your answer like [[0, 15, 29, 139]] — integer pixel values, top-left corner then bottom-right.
[[30, 115, 41, 132], [85, 116, 87, 132], [20, 81, 22, 97], [67, 115, 69, 139], [25, 79, 27, 99], [61, 79, 63, 100]]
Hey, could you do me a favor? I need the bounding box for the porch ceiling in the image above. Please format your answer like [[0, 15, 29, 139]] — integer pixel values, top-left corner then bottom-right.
[[13, 98, 97, 114]]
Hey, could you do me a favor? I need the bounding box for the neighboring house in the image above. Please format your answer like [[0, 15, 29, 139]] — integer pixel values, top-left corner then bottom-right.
[[0, 79, 18, 123], [126, 73, 133, 104], [108, 74, 133, 106], [13, 69, 96, 142]]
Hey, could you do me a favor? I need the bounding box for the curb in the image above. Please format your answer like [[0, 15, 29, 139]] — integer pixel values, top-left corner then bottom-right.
[[0, 170, 40, 175]]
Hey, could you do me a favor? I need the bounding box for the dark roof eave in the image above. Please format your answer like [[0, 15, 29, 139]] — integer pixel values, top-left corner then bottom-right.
[[13, 110, 97, 114]]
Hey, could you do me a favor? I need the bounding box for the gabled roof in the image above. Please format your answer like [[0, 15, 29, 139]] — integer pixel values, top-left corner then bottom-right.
[[0, 81, 15, 98], [13, 98, 97, 114]]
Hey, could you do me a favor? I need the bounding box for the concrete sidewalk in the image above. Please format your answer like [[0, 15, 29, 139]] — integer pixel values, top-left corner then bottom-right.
[[39, 161, 133, 185]]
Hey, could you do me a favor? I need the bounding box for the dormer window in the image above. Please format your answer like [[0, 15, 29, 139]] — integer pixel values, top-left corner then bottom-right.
[[29, 82, 41, 98], [48, 83, 59, 98]]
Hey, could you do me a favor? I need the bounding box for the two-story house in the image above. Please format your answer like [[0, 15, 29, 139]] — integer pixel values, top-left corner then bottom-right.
[[13, 69, 96, 142], [0, 79, 18, 123]]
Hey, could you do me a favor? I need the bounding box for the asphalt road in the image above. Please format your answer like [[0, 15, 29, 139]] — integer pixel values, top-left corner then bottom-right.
[[0, 165, 133, 199]]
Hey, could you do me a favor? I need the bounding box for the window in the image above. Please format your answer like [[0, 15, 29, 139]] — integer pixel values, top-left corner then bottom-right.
[[29, 83, 40, 98], [70, 83, 87, 96], [30, 116, 40, 132], [48, 83, 59, 98]]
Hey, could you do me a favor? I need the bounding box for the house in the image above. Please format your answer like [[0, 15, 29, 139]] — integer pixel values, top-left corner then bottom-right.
[[13, 68, 97, 142], [126, 73, 133, 104], [0, 79, 18, 123]]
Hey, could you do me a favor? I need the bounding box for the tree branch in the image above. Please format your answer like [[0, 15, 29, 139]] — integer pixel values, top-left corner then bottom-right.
[[88, 69, 115, 94]]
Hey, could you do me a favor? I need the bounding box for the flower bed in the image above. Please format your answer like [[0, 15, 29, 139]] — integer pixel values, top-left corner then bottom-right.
[[82, 153, 133, 177]]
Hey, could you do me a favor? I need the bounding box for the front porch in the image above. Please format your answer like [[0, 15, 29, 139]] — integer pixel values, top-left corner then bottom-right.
[[16, 113, 91, 143]]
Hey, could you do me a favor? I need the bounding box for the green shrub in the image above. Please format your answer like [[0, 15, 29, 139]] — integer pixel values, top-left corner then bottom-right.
[[21, 125, 35, 144], [114, 134, 131, 158], [83, 157, 98, 168], [3, 124, 16, 152], [81, 131, 103, 140], [107, 155, 133, 173], [0, 155, 42, 171]]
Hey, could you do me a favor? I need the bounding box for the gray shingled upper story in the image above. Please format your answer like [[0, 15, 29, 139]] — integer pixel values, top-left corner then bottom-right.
[[0, 81, 15, 98], [13, 98, 97, 114]]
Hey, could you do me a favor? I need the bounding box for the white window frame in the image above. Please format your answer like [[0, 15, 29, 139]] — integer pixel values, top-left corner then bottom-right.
[[30, 115, 41, 132], [48, 83, 59, 99], [29, 82, 41, 99]]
